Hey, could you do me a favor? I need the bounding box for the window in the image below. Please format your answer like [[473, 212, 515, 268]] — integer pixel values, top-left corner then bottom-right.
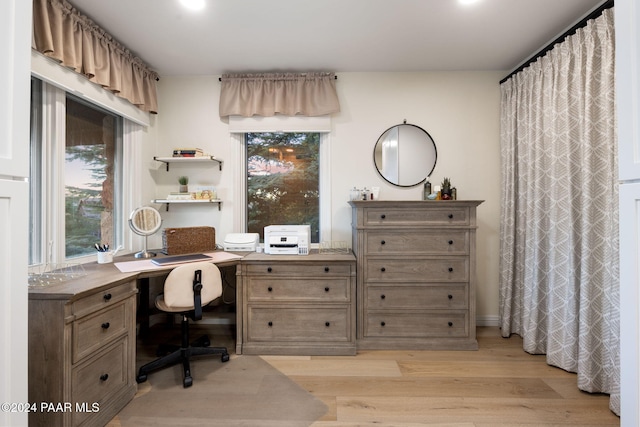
[[246, 132, 320, 242], [29, 77, 124, 266]]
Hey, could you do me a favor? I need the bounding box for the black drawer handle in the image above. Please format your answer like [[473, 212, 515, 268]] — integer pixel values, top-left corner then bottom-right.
[[101, 322, 110, 329], [267, 267, 272, 273], [324, 267, 330, 272], [100, 374, 109, 382], [380, 267, 386, 272], [380, 321, 386, 327], [448, 240, 454, 245], [380, 240, 386, 245], [380, 214, 386, 219], [448, 267, 454, 272], [268, 321, 273, 327], [448, 322, 453, 327], [448, 214, 454, 219], [325, 287, 330, 292], [448, 294, 453, 300], [380, 294, 386, 299], [267, 286, 273, 292], [325, 322, 330, 327], [103, 293, 112, 301]]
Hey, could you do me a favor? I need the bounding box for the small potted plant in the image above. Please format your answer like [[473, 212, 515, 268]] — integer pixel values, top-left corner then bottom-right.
[[441, 177, 452, 200], [178, 176, 189, 193]]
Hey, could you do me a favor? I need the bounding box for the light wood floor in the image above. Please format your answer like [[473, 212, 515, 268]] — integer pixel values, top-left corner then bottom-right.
[[261, 327, 619, 426]]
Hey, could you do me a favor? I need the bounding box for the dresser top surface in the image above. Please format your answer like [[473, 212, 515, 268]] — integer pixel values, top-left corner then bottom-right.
[[348, 200, 484, 208]]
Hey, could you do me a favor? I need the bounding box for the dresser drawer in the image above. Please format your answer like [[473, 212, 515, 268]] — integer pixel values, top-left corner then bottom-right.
[[247, 306, 350, 342], [364, 311, 469, 338], [71, 338, 129, 426], [246, 277, 350, 302], [71, 280, 136, 319], [365, 230, 469, 255], [365, 258, 468, 282], [72, 299, 130, 363], [243, 262, 352, 277], [363, 207, 470, 226], [366, 284, 468, 309]]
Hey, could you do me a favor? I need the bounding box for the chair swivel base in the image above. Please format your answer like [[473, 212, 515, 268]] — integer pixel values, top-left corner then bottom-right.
[[136, 335, 229, 388]]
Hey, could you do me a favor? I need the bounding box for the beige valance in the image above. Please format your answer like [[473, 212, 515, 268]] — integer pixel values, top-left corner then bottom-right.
[[32, 0, 159, 114], [219, 73, 340, 118]]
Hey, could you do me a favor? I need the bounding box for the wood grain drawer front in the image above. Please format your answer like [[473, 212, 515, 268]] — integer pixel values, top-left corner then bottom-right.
[[244, 263, 352, 277], [71, 280, 136, 318], [73, 300, 129, 363], [247, 306, 350, 342], [365, 258, 468, 282], [71, 337, 128, 426], [365, 311, 469, 338], [363, 207, 470, 226], [367, 284, 468, 310], [247, 277, 350, 302], [365, 230, 469, 254]]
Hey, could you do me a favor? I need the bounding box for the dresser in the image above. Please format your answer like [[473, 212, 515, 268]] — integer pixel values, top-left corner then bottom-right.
[[349, 200, 483, 350], [28, 268, 138, 427], [237, 251, 356, 355]]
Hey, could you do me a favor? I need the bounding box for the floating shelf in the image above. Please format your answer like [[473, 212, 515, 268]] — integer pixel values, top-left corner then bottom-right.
[[152, 199, 222, 211], [153, 155, 223, 171]]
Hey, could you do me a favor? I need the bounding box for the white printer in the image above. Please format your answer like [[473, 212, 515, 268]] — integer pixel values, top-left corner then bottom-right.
[[223, 233, 259, 251], [264, 225, 310, 255]]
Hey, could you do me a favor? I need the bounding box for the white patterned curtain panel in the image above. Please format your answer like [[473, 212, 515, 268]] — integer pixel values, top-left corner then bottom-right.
[[499, 8, 619, 415]]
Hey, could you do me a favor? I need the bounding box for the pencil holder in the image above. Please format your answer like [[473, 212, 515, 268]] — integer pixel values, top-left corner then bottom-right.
[[97, 252, 113, 264]]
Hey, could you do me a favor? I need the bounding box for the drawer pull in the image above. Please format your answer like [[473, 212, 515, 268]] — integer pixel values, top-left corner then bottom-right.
[[380, 294, 386, 299], [448, 240, 454, 245], [380, 240, 386, 245], [325, 322, 330, 327], [381, 267, 386, 272], [324, 267, 330, 272], [267, 267, 272, 273], [380, 214, 386, 219], [268, 287, 273, 292], [448, 294, 453, 300], [100, 374, 109, 382], [103, 293, 112, 301], [325, 287, 330, 292], [448, 214, 454, 219], [448, 267, 454, 272], [380, 321, 386, 327], [268, 321, 273, 327], [448, 322, 453, 327], [101, 322, 110, 329]]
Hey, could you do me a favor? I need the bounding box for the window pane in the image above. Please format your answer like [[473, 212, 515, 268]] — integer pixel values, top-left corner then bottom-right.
[[247, 132, 320, 242], [65, 97, 118, 258]]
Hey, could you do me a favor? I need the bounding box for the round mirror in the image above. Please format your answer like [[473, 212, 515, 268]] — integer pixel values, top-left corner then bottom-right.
[[373, 123, 437, 187], [129, 206, 162, 258]]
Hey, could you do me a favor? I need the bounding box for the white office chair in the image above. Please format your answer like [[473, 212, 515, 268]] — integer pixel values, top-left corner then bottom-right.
[[136, 261, 230, 387]]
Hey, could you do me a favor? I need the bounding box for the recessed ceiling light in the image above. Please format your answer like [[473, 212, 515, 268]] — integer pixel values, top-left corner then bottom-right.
[[179, 0, 205, 11], [459, 0, 481, 5]]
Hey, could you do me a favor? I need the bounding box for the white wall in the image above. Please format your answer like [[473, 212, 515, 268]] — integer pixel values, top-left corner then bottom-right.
[[155, 71, 503, 321]]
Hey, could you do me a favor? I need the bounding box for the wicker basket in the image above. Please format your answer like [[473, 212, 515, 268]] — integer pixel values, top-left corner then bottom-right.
[[162, 226, 216, 255]]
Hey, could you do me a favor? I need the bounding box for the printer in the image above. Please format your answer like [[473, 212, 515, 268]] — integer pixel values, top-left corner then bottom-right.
[[223, 233, 259, 251], [264, 225, 310, 255]]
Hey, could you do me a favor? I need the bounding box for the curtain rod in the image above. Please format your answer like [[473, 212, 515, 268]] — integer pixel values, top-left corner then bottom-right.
[[218, 75, 338, 82], [500, 0, 613, 84]]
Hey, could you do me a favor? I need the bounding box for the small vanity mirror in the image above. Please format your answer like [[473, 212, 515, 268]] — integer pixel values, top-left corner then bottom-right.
[[129, 206, 162, 258], [373, 122, 437, 187]]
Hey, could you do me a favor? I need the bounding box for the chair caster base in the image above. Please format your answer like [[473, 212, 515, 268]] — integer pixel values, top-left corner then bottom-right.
[[136, 374, 147, 384], [221, 353, 230, 363], [183, 376, 193, 388]]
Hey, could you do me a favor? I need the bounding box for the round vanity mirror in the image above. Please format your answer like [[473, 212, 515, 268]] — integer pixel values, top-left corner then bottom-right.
[[128, 206, 162, 258], [373, 122, 437, 187]]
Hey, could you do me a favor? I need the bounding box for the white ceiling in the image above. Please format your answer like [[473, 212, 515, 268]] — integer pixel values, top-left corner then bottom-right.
[[69, 0, 607, 77]]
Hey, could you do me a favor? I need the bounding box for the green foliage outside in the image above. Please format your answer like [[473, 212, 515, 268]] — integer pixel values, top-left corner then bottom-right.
[[247, 132, 320, 242]]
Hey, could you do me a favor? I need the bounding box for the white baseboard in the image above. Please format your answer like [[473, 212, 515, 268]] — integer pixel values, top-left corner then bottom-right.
[[476, 315, 500, 327]]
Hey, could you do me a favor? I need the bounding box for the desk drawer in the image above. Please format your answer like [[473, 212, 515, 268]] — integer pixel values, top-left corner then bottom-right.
[[365, 230, 469, 255], [246, 277, 350, 302], [247, 306, 350, 342], [364, 311, 469, 338], [73, 300, 130, 363], [71, 281, 136, 319], [363, 207, 470, 226], [365, 258, 468, 282], [243, 262, 352, 277], [366, 284, 468, 310], [71, 337, 129, 426]]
